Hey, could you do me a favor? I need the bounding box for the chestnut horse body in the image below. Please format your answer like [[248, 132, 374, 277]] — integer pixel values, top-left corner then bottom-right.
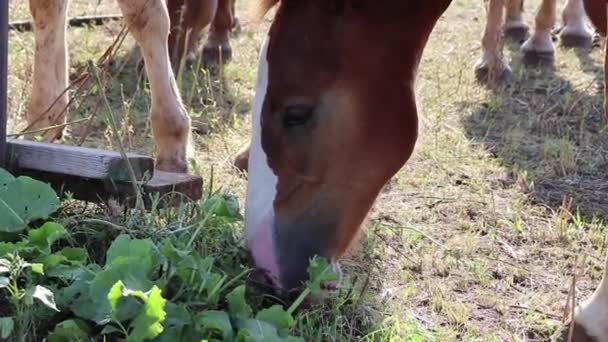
[[26, 0, 234, 172]]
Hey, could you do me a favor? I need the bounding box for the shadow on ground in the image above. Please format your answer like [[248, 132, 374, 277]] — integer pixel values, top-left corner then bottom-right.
[[462, 45, 608, 219]]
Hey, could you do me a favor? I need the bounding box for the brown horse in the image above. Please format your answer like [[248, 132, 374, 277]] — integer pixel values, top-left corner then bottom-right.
[[25, 0, 234, 172], [476, 0, 593, 83], [244, 0, 452, 290]]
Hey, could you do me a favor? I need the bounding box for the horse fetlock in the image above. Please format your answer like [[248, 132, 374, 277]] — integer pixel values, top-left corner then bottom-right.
[[560, 23, 593, 48], [202, 41, 233, 65], [504, 19, 530, 42], [521, 31, 556, 66], [474, 57, 512, 84], [151, 107, 191, 173]]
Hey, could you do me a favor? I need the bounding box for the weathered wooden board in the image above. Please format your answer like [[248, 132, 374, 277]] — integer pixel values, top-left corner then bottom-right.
[[6, 139, 154, 182], [15, 168, 203, 208]]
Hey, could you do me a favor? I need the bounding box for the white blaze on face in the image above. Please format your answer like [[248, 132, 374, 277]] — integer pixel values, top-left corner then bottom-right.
[[245, 35, 280, 284]]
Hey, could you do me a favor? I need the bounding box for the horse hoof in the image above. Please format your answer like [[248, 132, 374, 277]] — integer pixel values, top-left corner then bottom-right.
[[474, 65, 513, 85], [234, 147, 249, 173], [522, 50, 555, 67], [156, 160, 188, 174], [560, 32, 592, 49], [202, 46, 233, 66], [504, 25, 530, 43]]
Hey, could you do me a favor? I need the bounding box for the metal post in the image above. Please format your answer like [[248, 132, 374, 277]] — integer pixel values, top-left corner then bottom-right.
[[0, 0, 7, 167]]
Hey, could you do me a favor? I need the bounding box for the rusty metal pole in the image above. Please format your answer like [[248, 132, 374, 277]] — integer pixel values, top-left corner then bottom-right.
[[0, 0, 7, 167]]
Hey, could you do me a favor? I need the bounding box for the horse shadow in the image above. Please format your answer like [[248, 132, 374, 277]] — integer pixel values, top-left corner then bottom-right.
[[461, 53, 608, 219]]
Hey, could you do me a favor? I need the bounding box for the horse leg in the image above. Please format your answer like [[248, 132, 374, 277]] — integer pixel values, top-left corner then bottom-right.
[[167, 0, 218, 67], [202, 0, 234, 65], [505, 0, 529, 42], [475, 0, 512, 84], [562, 252, 608, 341], [28, 0, 69, 141], [116, 0, 191, 172], [521, 0, 556, 65], [232, 0, 241, 32], [559, 0, 593, 48]]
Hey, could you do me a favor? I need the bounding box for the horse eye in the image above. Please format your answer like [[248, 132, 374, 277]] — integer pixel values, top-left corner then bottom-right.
[[282, 105, 314, 127]]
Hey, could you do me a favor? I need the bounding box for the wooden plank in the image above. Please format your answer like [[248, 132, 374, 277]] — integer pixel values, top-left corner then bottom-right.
[[9, 14, 123, 32], [142, 170, 204, 206], [0, 1, 8, 168], [16, 168, 203, 208], [6, 139, 154, 182]]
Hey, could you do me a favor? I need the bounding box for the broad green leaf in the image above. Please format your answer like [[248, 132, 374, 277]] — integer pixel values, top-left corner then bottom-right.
[[42, 248, 88, 280], [226, 285, 252, 318], [55, 267, 107, 323], [0, 317, 14, 339], [37, 254, 67, 268], [108, 281, 143, 323], [26, 285, 59, 311], [106, 235, 156, 271], [234, 318, 304, 342], [0, 176, 60, 233], [108, 280, 124, 313], [159, 240, 190, 264], [305, 257, 337, 298], [88, 235, 158, 322], [47, 319, 90, 342], [204, 273, 225, 305], [128, 285, 167, 341], [100, 324, 122, 335], [255, 305, 294, 334], [196, 310, 233, 341], [30, 263, 44, 275], [0, 276, 8, 288], [153, 302, 192, 342], [59, 247, 88, 262], [28, 222, 67, 252], [90, 258, 153, 323], [203, 194, 241, 219], [46, 264, 86, 280], [0, 243, 17, 258], [0, 169, 15, 192]]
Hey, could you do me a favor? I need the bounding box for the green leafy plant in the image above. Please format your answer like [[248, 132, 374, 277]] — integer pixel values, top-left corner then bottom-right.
[[0, 169, 59, 233], [0, 168, 343, 342]]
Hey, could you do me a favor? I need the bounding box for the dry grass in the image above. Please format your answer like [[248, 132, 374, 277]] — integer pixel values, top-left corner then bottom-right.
[[5, 0, 608, 340]]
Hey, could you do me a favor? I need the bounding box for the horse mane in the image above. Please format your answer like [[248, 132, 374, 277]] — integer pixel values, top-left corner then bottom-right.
[[257, 0, 280, 17]]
